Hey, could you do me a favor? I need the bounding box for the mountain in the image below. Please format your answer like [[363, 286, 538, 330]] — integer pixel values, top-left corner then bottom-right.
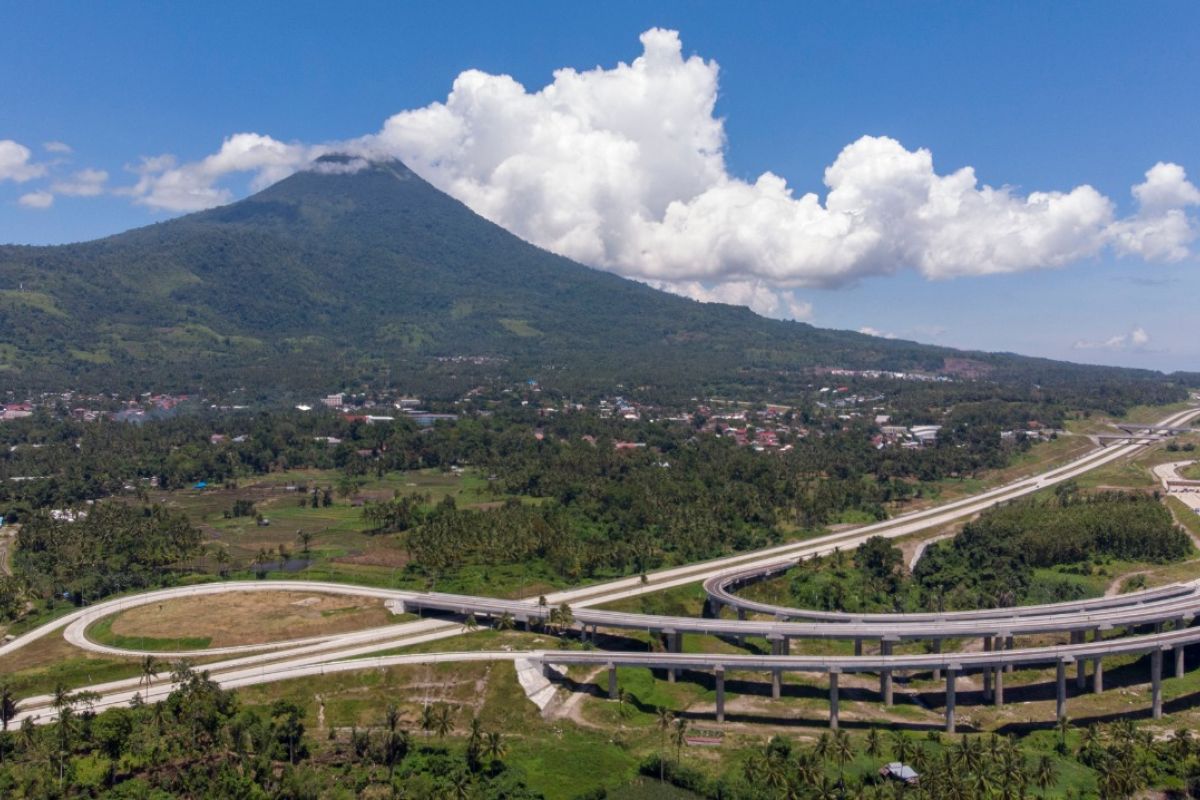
[[0, 155, 1190, 400]]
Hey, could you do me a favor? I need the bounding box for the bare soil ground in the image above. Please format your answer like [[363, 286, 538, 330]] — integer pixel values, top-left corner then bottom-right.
[[107, 591, 393, 647]]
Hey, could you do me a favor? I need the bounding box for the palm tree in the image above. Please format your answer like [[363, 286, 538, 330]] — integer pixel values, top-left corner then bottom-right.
[[814, 731, 832, 761], [433, 704, 454, 738], [213, 547, 231, 578], [420, 703, 435, 738], [463, 613, 479, 633], [382, 704, 407, 781], [170, 659, 195, 687], [297, 530, 313, 555], [972, 767, 996, 799], [1078, 723, 1101, 757], [655, 707, 674, 780], [793, 749, 822, 788], [485, 731, 506, 763], [1000, 751, 1029, 797], [556, 602, 574, 634], [813, 776, 839, 800], [496, 612, 516, 631], [985, 733, 1003, 761], [467, 715, 483, 749], [1034, 754, 1057, 794], [831, 729, 855, 784], [51, 683, 73, 716], [448, 769, 471, 800], [0, 683, 16, 732], [139, 655, 159, 690], [673, 716, 689, 762], [865, 728, 882, 759], [889, 730, 911, 764], [1055, 715, 1072, 754]]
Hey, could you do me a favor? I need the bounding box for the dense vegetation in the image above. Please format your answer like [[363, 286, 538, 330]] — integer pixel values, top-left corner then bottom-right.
[[786, 489, 1192, 613], [0, 156, 1195, 404], [10, 503, 200, 610], [643, 722, 1200, 799], [4, 678, 1199, 799], [0, 664, 538, 799], [0, 403, 1034, 600]]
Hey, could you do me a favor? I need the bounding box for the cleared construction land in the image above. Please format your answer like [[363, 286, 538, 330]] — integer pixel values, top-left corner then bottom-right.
[[95, 591, 393, 648]]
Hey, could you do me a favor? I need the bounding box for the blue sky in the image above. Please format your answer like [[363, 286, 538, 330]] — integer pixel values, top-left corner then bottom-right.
[[2, 2, 1198, 371]]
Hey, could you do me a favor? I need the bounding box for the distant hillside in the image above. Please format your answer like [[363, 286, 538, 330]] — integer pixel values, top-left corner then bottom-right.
[[0, 156, 1190, 401]]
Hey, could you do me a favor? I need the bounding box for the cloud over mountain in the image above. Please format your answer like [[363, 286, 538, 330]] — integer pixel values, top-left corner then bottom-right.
[[1073, 326, 1152, 351], [14, 30, 1200, 319]]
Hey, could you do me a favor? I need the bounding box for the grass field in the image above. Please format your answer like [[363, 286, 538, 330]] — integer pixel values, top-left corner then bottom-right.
[[87, 590, 397, 650], [156, 467, 577, 598]]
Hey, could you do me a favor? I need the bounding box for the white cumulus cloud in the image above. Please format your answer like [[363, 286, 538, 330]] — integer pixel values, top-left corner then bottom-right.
[[1107, 162, 1200, 262], [858, 327, 897, 339], [0, 140, 47, 182], [91, 29, 1199, 318], [52, 168, 109, 197], [653, 279, 813, 321], [124, 134, 324, 212], [18, 190, 54, 209], [43, 141, 73, 154], [1073, 326, 1152, 351]]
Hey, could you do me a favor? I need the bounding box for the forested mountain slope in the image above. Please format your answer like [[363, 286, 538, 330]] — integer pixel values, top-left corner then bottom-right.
[[0, 155, 1190, 400]]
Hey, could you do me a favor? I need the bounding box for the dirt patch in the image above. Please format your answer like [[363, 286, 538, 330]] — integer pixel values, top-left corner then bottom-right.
[[106, 591, 394, 647]]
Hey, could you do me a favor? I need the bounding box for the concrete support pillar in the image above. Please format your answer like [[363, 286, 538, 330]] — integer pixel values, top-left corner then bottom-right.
[[1005, 636, 1015, 673], [769, 636, 783, 699], [666, 630, 681, 683], [1071, 631, 1086, 689], [1056, 659, 1068, 721], [945, 668, 958, 734], [715, 667, 726, 723], [829, 670, 840, 730], [994, 663, 1004, 707], [1152, 648, 1164, 720], [607, 663, 618, 699], [880, 638, 894, 706], [1093, 657, 1103, 693], [1155, 621, 1164, 634], [854, 639, 863, 657], [1176, 645, 1186, 679], [931, 639, 942, 682], [736, 608, 746, 621], [983, 636, 993, 701]]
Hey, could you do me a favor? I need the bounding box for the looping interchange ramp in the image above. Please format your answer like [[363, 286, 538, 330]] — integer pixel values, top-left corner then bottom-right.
[[6, 405, 1200, 733]]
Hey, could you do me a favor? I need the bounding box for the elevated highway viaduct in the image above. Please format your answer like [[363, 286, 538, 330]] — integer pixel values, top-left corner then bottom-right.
[[6, 404, 1200, 732]]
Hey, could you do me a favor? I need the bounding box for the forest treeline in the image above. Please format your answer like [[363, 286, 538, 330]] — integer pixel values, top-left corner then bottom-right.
[[0, 663, 538, 799], [786, 490, 1193, 613], [4, 503, 200, 615]]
